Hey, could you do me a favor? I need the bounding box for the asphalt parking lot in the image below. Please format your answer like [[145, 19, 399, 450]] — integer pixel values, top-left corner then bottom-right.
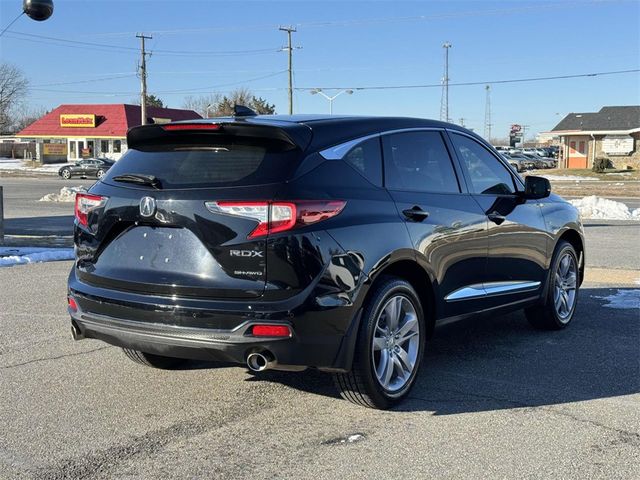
[[0, 176, 639, 479]]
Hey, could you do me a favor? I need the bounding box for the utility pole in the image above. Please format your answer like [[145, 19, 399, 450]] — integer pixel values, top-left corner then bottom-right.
[[136, 33, 152, 125], [484, 85, 492, 141], [459, 118, 466, 127], [279, 26, 297, 115], [440, 42, 452, 122]]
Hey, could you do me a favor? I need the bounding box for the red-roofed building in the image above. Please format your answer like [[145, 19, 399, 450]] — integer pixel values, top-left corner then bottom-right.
[[16, 104, 201, 163]]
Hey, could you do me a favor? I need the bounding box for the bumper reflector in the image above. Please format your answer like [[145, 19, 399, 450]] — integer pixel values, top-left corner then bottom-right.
[[68, 297, 78, 312], [251, 325, 291, 337]]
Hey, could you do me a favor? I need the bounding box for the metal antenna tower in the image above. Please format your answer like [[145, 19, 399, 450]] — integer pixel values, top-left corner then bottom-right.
[[439, 42, 452, 122], [484, 84, 492, 140]]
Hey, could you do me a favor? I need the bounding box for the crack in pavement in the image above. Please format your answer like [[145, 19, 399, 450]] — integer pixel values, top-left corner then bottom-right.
[[0, 346, 112, 369], [409, 386, 640, 441], [33, 393, 276, 480]]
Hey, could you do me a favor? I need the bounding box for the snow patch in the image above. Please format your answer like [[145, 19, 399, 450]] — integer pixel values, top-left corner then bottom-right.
[[0, 157, 65, 174], [541, 174, 599, 182], [569, 196, 640, 220], [0, 247, 74, 267], [39, 186, 87, 202], [595, 289, 640, 310]]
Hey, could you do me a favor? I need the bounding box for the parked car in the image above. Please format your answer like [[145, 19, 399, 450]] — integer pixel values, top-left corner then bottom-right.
[[58, 158, 115, 180], [521, 153, 551, 169], [507, 153, 537, 170], [501, 153, 527, 172], [68, 113, 585, 409]]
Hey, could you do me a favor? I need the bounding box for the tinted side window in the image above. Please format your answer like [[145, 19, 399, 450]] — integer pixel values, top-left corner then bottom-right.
[[450, 133, 515, 195], [382, 131, 459, 193], [344, 137, 382, 186]]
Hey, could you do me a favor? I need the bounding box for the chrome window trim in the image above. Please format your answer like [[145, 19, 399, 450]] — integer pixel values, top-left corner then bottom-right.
[[446, 129, 526, 189], [445, 280, 541, 302], [318, 127, 444, 160]]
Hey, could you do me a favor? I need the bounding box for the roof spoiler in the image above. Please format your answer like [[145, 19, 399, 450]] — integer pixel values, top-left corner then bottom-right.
[[127, 120, 311, 151]]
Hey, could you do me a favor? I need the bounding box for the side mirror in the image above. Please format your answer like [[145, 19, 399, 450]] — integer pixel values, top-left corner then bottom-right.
[[524, 175, 551, 199]]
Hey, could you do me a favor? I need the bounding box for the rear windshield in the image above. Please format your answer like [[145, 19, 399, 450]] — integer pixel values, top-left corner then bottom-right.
[[104, 136, 301, 189]]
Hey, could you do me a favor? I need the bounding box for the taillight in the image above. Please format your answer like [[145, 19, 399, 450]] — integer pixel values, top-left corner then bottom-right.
[[205, 200, 345, 239], [162, 123, 221, 131], [74, 193, 107, 227]]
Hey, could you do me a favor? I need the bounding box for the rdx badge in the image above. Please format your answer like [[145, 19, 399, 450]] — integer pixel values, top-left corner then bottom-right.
[[230, 250, 264, 258]]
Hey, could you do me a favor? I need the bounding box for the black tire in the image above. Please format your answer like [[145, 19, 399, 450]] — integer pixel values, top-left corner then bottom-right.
[[96, 169, 105, 179], [334, 276, 426, 409], [525, 240, 579, 330], [122, 348, 186, 369], [60, 168, 71, 179]]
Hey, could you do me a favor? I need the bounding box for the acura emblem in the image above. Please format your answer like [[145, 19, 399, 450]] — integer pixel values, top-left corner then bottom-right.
[[139, 196, 156, 218]]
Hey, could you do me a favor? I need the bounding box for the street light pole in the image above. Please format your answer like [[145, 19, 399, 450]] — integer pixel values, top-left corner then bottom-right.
[[310, 89, 354, 114]]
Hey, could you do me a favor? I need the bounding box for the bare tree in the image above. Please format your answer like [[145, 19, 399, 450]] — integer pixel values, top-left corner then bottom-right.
[[13, 106, 48, 132], [0, 63, 29, 132], [183, 93, 222, 118], [183, 88, 276, 118]]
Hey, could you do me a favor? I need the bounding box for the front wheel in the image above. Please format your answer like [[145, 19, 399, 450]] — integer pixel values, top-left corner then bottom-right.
[[334, 277, 425, 409], [525, 240, 580, 330], [60, 168, 71, 179], [122, 348, 186, 369], [96, 169, 105, 179]]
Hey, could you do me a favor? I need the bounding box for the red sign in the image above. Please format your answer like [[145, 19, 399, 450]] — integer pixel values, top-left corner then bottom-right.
[[510, 124, 522, 133]]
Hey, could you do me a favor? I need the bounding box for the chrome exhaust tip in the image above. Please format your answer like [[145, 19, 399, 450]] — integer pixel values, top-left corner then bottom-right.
[[246, 352, 274, 372], [71, 321, 84, 341]]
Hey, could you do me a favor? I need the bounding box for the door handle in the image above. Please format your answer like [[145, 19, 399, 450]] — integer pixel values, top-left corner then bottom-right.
[[487, 211, 506, 225], [402, 206, 430, 222]]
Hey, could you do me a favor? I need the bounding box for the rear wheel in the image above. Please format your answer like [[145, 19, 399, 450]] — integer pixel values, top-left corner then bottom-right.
[[122, 348, 186, 369], [96, 169, 106, 179], [60, 168, 71, 179], [525, 240, 579, 330], [334, 277, 425, 409]]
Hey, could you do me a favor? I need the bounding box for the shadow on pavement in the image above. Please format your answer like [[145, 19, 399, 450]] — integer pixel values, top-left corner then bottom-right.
[[226, 287, 640, 412], [3, 215, 75, 236]]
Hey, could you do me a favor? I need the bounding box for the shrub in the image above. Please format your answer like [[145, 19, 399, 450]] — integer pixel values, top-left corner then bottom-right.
[[592, 157, 613, 173]]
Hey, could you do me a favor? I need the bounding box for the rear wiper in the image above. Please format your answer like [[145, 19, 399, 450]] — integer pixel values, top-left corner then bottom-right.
[[112, 173, 162, 189]]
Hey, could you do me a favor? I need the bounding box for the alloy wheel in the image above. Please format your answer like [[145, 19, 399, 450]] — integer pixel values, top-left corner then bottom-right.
[[554, 252, 577, 321], [371, 295, 420, 392]]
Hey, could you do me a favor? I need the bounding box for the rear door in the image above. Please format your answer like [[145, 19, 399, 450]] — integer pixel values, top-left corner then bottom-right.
[[448, 131, 548, 306], [76, 128, 305, 299], [381, 130, 489, 318]]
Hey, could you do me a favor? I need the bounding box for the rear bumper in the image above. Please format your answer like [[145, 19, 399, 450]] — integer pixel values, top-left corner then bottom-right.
[[68, 268, 361, 372]]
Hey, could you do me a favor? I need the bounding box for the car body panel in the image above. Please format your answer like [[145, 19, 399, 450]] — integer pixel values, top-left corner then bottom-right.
[[68, 115, 585, 372]]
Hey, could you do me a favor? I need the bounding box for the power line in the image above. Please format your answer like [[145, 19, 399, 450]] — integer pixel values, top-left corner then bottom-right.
[[29, 71, 287, 95], [2, 30, 280, 56], [32, 74, 138, 87], [65, 0, 619, 37], [295, 69, 640, 91]]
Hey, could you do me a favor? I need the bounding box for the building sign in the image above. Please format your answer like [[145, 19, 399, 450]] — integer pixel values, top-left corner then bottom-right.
[[510, 124, 523, 147], [602, 135, 634, 155], [42, 143, 67, 156], [60, 114, 96, 128]]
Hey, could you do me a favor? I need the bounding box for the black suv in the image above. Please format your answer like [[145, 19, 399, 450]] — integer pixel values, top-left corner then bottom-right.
[[68, 114, 584, 409]]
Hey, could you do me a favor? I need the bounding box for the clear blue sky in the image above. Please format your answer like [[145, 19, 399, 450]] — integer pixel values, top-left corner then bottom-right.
[[1, 0, 639, 139]]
